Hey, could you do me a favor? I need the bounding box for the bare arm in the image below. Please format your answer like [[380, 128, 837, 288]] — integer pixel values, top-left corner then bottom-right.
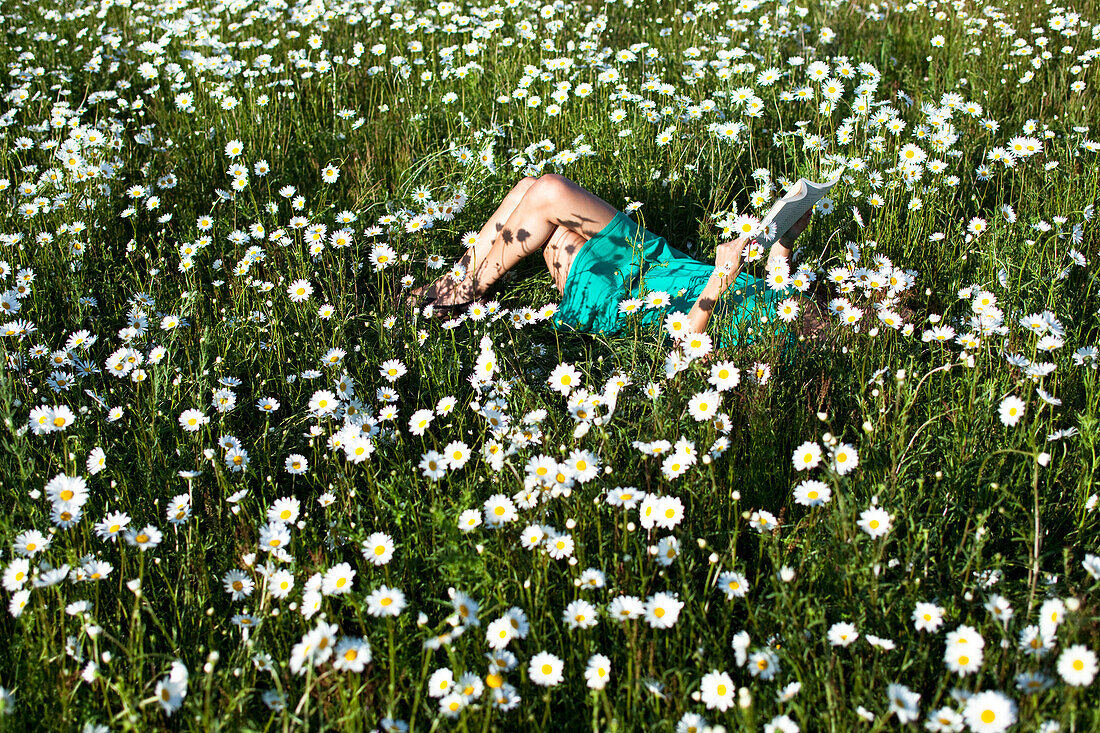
[[682, 210, 814, 341], [683, 236, 748, 337]]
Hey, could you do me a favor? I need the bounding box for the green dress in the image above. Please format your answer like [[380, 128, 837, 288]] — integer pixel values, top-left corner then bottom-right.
[[549, 210, 794, 349]]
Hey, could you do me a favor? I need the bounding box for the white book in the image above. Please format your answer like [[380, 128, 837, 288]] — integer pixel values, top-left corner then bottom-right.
[[756, 175, 840, 246]]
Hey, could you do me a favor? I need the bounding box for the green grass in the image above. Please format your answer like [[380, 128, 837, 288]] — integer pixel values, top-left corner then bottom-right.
[[1, 0, 1099, 730]]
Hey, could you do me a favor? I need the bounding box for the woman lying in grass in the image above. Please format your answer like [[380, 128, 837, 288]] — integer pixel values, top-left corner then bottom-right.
[[407, 174, 816, 350]]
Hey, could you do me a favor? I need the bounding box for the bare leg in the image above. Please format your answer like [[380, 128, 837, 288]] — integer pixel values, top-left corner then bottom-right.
[[543, 226, 588, 294], [432, 174, 618, 306], [411, 176, 538, 303]]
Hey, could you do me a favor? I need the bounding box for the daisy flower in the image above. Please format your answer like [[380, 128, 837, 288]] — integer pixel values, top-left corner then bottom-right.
[[584, 654, 610, 690], [269, 497, 300, 524], [708, 361, 740, 391], [998, 395, 1025, 426], [380, 359, 407, 382], [748, 648, 780, 679], [457, 509, 481, 531], [365, 585, 406, 617], [1056, 644, 1097, 686], [322, 563, 355, 595], [563, 599, 599, 630], [912, 602, 945, 632], [443, 441, 471, 470], [792, 441, 823, 471], [687, 389, 721, 422], [828, 621, 859, 647], [664, 311, 689, 339], [287, 279, 313, 303], [285, 454, 308, 474], [858, 505, 892, 538], [962, 690, 1016, 733], [644, 592, 683, 629], [608, 595, 645, 621], [362, 533, 395, 565], [830, 443, 859, 475], [333, 637, 372, 673], [699, 670, 735, 711], [717, 571, 749, 599], [413, 436, 443, 474], [749, 510, 779, 532], [528, 652, 564, 687], [548, 363, 581, 395], [645, 290, 671, 309], [793, 479, 831, 506], [483, 495, 518, 526]]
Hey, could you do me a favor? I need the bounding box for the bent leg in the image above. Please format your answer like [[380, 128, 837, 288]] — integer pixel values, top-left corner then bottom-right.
[[413, 176, 537, 303], [434, 174, 619, 305]]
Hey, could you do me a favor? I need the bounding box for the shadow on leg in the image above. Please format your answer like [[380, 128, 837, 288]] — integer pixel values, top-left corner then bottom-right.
[[543, 225, 588, 295], [410, 177, 538, 304]]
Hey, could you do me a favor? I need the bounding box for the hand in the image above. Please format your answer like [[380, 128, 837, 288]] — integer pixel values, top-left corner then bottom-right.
[[777, 210, 812, 248], [713, 235, 749, 285]]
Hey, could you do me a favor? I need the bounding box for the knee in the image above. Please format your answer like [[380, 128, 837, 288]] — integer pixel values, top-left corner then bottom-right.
[[527, 173, 573, 209], [511, 176, 538, 201]]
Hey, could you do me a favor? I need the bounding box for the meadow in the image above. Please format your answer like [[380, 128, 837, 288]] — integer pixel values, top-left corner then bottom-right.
[[1, 0, 1099, 729]]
